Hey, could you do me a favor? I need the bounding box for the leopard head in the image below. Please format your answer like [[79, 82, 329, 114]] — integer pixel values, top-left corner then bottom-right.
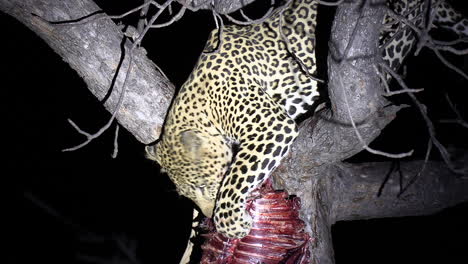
[[146, 129, 233, 217]]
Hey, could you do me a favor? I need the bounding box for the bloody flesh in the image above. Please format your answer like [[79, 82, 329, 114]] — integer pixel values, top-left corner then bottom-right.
[[200, 186, 311, 264]]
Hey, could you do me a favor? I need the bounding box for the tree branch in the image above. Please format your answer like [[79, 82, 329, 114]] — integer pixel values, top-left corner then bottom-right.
[[331, 160, 468, 222], [0, 0, 174, 144]]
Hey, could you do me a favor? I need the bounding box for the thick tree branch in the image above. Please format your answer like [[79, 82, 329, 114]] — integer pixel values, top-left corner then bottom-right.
[[5, 0, 467, 263], [294, 0, 400, 168], [0, 0, 174, 144], [271, 1, 467, 263], [331, 160, 468, 222]]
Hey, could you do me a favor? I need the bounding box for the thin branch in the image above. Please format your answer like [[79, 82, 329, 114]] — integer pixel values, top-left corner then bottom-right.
[[316, 0, 345, 6], [398, 139, 433, 196], [107, 1, 160, 20], [34, 1, 158, 26], [112, 124, 120, 158], [63, 51, 133, 152], [204, 10, 224, 54], [114, 235, 141, 264], [439, 94, 468, 129], [150, 5, 186, 28], [63, 0, 184, 152], [414, 0, 440, 56], [432, 45, 468, 55], [377, 161, 398, 197], [428, 46, 468, 80], [137, 0, 152, 33], [386, 5, 468, 80], [376, 64, 424, 95], [432, 37, 468, 46], [133, 0, 174, 47], [381, 63, 465, 174], [178, 0, 212, 12], [224, 0, 274, 25], [339, 72, 414, 159]]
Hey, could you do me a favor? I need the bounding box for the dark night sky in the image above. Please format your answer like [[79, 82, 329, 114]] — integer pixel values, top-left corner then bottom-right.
[[4, 1, 468, 264]]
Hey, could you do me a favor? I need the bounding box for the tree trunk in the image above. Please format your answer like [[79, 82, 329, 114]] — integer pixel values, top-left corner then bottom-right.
[[0, 0, 174, 144], [2, 0, 467, 263]]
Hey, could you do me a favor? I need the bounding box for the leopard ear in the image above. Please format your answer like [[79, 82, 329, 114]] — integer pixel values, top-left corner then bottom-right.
[[180, 130, 203, 161]]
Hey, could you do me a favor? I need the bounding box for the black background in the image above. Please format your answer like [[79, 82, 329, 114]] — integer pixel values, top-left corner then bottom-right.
[[4, 1, 467, 263]]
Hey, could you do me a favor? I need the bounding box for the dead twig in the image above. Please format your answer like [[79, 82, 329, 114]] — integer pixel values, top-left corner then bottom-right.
[[398, 139, 433, 196], [137, 0, 152, 33], [381, 63, 465, 174], [224, 0, 275, 25], [34, 1, 158, 26], [386, 5, 468, 81], [63, 51, 133, 153], [439, 94, 468, 129], [64, 0, 185, 154], [375, 64, 424, 95], [204, 10, 224, 54], [150, 5, 187, 28], [316, 0, 345, 6], [339, 72, 414, 159]]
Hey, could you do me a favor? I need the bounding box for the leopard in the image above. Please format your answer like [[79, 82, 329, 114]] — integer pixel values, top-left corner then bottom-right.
[[381, 0, 468, 72], [146, 0, 467, 239]]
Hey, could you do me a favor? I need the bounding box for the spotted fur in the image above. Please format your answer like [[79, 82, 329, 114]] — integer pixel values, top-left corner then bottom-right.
[[147, 0, 318, 238], [147, 0, 466, 239], [381, 0, 468, 72]]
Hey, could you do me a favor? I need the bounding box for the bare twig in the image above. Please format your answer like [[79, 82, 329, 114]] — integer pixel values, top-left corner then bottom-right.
[[137, 0, 152, 33], [432, 38, 468, 46], [63, 0, 188, 152], [381, 64, 465, 174], [63, 51, 133, 152], [374, 63, 424, 96], [34, 1, 157, 26], [204, 10, 224, 54], [439, 94, 468, 129], [414, 0, 440, 56], [133, 0, 174, 46], [316, 0, 345, 6], [114, 235, 141, 264], [224, 0, 275, 25], [386, 5, 468, 81], [112, 124, 120, 158], [398, 139, 433, 196], [178, 0, 212, 12], [150, 5, 186, 28], [428, 46, 468, 80], [339, 73, 414, 159], [432, 45, 468, 55]]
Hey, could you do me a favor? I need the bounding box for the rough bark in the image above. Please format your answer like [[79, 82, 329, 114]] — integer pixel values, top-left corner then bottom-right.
[[274, 158, 468, 264], [177, 0, 256, 13], [3, 0, 467, 264], [271, 1, 468, 263], [0, 0, 174, 144], [331, 161, 468, 222]]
